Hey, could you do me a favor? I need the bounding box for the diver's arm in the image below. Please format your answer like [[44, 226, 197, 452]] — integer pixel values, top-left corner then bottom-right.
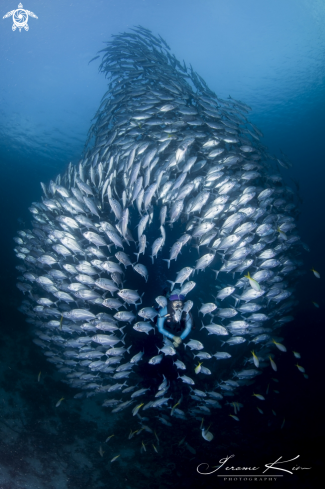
[[157, 307, 174, 340], [180, 313, 193, 340]]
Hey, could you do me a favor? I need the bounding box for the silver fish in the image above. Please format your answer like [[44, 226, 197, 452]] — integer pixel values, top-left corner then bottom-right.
[[201, 322, 228, 336]]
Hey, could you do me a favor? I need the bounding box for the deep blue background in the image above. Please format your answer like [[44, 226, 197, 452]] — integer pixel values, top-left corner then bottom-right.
[[0, 1, 324, 488]]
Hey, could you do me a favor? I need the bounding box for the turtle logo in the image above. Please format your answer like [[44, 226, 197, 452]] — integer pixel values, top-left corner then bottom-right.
[[3, 3, 38, 32]]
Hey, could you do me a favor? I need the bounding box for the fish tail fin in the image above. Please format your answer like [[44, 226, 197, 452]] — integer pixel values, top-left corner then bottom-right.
[[121, 333, 126, 345], [127, 345, 132, 353], [151, 255, 154, 264], [162, 259, 170, 269], [167, 280, 175, 291], [133, 253, 140, 262], [200, 321, 205, 331], [212, 269, 219, 279]]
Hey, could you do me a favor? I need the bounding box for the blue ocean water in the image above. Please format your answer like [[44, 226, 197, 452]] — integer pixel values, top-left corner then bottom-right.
[[0, 1, 324, 488]]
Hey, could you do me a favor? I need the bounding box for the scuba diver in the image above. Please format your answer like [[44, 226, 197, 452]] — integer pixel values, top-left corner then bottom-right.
[[156, 289, 193, 348]]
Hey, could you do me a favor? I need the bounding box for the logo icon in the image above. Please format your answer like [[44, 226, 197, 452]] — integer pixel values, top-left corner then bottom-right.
[[3, 3, 38, 32]]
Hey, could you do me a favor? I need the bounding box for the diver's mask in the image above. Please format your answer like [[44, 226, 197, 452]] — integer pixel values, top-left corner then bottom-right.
[[171, 300, 183, 323]]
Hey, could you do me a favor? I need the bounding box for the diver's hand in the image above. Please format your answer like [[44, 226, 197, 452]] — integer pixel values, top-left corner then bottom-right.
[[173, 336, 182, 348]]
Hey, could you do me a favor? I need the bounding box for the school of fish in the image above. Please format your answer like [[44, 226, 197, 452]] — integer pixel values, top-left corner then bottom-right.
[[13, 26, 311, 448]]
